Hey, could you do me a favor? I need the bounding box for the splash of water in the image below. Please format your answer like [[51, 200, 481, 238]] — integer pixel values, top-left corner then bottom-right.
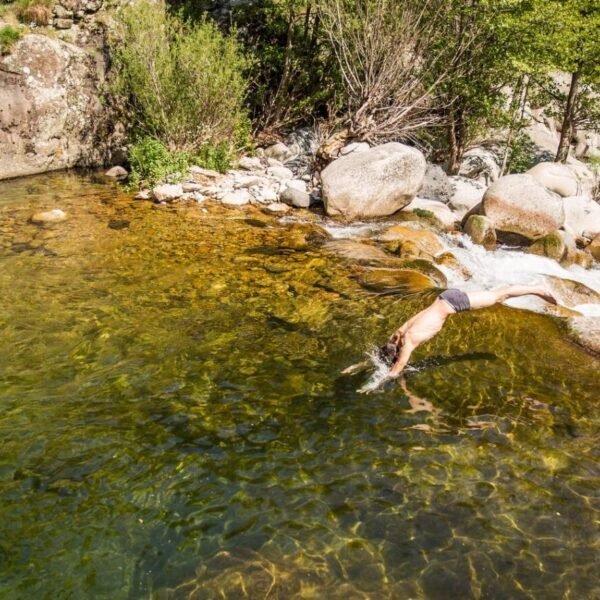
[[356, 348, 392, 394]]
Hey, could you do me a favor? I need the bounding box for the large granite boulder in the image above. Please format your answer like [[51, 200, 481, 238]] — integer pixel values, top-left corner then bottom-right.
[[418, 163, 453, 204], [321, 142, 426, 220], [527, 162, 582, 197], [482, 174, 564, 241], [0, 34, 121, 180], [562, 195, 600, 242]]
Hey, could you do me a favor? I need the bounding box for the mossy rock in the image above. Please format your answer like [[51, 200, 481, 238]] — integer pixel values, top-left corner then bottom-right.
[[356, 268, 437, 296], [280, 222, 331, 250], [528, 231, 566, 262], [395, 258, 447, 287], [464, 215, 496, 250]]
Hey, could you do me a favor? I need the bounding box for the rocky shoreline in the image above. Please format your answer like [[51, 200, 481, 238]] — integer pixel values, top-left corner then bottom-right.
[[113, 137, 600, 267]]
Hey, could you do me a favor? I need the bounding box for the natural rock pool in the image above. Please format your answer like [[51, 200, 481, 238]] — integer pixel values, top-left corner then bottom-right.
[[0, 172, 598, 599]]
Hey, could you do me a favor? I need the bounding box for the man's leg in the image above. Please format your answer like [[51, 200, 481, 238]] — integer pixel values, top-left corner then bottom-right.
[[466, 285, 556, 310]]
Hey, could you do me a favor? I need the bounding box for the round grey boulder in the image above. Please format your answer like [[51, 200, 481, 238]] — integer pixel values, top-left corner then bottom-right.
[[280, 187, 311, 209], [152, 184, 184, 202], [30, 208, 67, 224], [105, 166, 128, 179], [418, 163, 453, 204], [527, 162, 581, 197], [321, 142, 426, 220]]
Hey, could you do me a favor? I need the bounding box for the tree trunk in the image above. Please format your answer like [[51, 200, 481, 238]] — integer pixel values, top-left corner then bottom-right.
[[555, 67, 581, 163], [447, 108, 465, 175]]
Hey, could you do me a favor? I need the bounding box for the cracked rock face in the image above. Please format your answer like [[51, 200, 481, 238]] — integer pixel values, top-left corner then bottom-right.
[[0, 34, 121, 180]]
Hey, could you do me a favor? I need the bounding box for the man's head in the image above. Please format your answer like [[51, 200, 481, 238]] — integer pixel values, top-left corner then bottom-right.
[[379, 334, 401, 366]]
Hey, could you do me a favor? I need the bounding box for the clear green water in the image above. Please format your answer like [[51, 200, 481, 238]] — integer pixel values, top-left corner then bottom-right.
[[0, 172, 598, 599]]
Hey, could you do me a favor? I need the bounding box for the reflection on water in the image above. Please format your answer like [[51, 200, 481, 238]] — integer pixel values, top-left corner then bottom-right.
[[0, 172, 599, 599]]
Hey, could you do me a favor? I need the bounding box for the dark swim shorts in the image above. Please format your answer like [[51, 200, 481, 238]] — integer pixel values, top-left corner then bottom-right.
[[439, 288, 470, 313]]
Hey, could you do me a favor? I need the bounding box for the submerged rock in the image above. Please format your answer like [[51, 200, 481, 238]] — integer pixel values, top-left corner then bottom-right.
[[324, 240, 393, 262], [321, 142, 426, 220], [263, 202, 291, 215], [30, 209, 67, 224], [394, 259, 447, 287], [356, 268, 437, 295], [482, 174, 564, 241]]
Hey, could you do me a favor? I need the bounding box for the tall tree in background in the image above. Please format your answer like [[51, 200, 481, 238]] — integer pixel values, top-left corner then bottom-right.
[[504, 0, 599, 163], [430, 0, 523, 174], [548, 0, 599, 163]]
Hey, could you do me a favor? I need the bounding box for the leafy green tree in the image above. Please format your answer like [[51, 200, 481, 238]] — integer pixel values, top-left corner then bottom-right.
[[111, 0, 250, 153], [429, 0, 525, 174], [505, 0, 599, 163]]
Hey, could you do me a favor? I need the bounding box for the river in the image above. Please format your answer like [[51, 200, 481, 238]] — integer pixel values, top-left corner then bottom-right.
[[0, 171, 598, 598]]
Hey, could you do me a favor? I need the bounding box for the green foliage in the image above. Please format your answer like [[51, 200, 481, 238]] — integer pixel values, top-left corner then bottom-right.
[[193, 143, 234, 174], [128, 138, 191, 188], [111, 0, 250, 154], [171, 0, 340, 129], [505, 133, 537, 174], [413, 208, 435, 219], [0, 24, 21, 53], [127, 136, 237, 189]]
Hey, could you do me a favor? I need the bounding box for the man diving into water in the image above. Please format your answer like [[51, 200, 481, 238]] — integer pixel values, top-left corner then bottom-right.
[[344, 285, 557, 384]]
